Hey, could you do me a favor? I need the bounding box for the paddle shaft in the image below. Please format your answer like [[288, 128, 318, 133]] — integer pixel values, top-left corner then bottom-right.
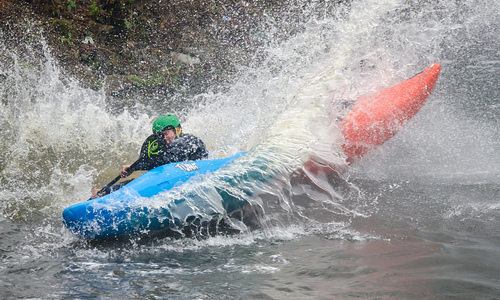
[[92, 161, 139, 199]]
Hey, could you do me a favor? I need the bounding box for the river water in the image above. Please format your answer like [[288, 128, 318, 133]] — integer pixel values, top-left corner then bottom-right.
[[1, 0, 500, 299]]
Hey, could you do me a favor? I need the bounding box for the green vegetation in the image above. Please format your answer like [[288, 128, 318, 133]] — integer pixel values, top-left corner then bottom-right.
[[88, 1, 102, 20], [126, 67, 181, 87], [67, 0, 76, 12], [59, 32, 77, 46], [19, 61, 36, 71]]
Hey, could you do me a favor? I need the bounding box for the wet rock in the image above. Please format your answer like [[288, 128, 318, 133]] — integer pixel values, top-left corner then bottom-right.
[[172, 52, 201, 66]]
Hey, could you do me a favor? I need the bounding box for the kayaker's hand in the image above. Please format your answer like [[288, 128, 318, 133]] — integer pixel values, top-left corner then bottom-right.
[[91, 189, 107, 199], [119, 164, 132, 177]]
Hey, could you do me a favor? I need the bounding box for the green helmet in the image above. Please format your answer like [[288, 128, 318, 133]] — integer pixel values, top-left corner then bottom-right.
[[152, 114, 181, 133]]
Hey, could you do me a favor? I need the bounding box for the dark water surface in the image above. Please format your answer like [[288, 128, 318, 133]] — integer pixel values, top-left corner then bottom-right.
[[1, 177, 499, 299], [1, 0, 500, 299]]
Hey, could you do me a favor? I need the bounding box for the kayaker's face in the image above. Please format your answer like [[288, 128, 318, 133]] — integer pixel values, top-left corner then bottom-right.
[[162, 129, 176, 145]]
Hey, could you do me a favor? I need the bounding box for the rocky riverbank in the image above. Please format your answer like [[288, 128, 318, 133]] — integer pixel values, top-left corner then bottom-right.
[[1, 0, 347, 112]]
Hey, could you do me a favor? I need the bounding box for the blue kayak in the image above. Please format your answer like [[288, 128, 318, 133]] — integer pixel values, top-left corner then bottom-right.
[[62, 152, 250, 239]]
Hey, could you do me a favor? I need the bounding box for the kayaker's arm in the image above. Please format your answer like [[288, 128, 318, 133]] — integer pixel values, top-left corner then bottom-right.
[[90, 162, 138, 199]]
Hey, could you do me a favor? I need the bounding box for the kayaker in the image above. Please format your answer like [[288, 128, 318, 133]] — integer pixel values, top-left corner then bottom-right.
[[91, 114, 208, 197], [119, 113, 208, 176]]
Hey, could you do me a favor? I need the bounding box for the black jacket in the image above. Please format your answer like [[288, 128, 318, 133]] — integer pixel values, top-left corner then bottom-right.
[[132, 132, 208, 171]]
